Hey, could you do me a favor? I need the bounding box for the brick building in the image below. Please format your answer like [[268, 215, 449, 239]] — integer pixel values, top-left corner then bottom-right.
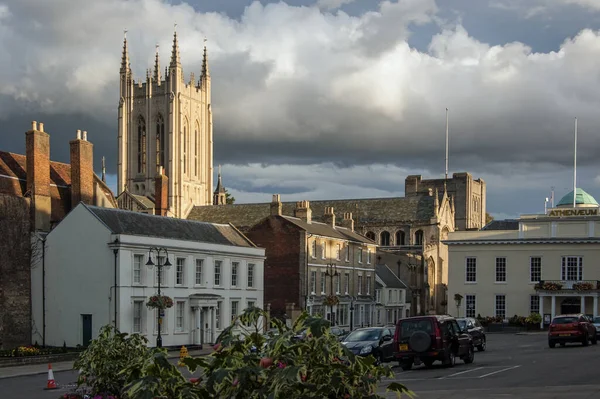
[[241, 195, 377, 328], [0, 121, 116, 348]]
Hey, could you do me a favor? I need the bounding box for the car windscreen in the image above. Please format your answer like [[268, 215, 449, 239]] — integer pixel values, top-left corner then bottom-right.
[[398, 319, 433, 338], [552, 317, 578, 324], [457, 320, 467, 329], [344, 329, 381, 342], [593, 317, 600, 323]]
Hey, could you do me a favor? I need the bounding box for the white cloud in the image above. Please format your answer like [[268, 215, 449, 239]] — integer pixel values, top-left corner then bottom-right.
[[316, 0, 356, 11]]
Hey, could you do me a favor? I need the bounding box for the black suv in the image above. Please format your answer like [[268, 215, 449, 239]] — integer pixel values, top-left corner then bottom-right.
[[393, 315, 475, 370], [456, 317, 487, 351]]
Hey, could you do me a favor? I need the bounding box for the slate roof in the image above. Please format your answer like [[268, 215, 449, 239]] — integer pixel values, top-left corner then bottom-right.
[[188, 196, 436, 231], [85, 205, 255, 247], [131, 193, 155, 209], [375, 264, 408, 289], [481, 219, 519, 231], [280, 216, 375, 244]]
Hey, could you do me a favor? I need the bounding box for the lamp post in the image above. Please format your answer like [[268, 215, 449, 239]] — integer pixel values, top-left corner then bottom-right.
[[145, 247, 172, 348], [325, 262, 339, 326]]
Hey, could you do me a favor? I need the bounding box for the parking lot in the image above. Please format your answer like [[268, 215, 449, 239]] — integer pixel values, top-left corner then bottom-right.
[[377, 332, 600, 398]]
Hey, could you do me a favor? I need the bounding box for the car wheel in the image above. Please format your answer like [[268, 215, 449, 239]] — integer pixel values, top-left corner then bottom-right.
[[592, 334, 598, 345], [443, 350, 455, 367], [548, 341, 555, 348], [582, 334, 589, 346], [400, 362, 413, 371], [463, 346, 474, 364], [477, 337, 486, 352]]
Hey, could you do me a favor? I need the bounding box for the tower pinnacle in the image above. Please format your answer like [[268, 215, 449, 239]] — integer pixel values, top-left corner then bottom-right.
[[120, 29, 129, 74], [154, 44, 161, 82], [201, 38, 210, 79], [170, 26, 180, 67]]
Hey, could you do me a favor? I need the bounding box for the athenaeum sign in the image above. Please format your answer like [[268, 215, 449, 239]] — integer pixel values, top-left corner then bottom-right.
[[547, 208, 599, 217]]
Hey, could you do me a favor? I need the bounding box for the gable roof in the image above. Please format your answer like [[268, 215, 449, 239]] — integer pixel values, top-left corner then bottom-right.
[[279, 215, 374, 244], [188, 196, 436, 231], [85, 205, 256, 247], [375, 264, 407, 289]]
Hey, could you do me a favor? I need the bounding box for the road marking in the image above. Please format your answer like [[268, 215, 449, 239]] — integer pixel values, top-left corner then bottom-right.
[[477, 365, 521, 378], [439, 367, 484, 379]]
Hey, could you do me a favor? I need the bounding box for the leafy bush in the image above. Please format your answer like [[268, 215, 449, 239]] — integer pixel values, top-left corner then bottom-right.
[[525, 313, 542, 325], [73, 325, 153, 396]]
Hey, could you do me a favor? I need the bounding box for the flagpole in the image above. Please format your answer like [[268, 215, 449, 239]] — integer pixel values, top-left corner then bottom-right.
[[573, 117, 577, 208], [445, 108, 449, 181]]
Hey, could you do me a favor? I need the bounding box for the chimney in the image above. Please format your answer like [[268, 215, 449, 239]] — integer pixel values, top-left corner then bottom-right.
[[294, 200, 312, 223], [270, 194, 282, 216], [70, 130, 94, 207], [155, 166, 169, 216], [26, 121, 51, 231], [339, 212, 354, 231], [323, 206, 335, 227]]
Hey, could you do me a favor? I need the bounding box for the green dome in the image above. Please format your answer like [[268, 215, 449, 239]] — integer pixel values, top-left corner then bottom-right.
[[556, 188, 599, 207]]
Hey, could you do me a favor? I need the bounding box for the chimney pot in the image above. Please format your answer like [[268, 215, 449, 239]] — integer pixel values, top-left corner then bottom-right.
[[38, 122, 44, 132], [340, 212, 354, 231], [323, 206, 336, 227], [270, 193, 282, 216], [294, 200, 312, 223], [70, 133, 94, 207], [155, 172, 169, 216], [158, 166, 163, 176], [31, 121, 37, 131], [76, 129, 82, 140], [83, 131, 88, 141]]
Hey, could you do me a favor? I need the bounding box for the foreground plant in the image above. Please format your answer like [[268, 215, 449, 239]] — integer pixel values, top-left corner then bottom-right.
[[123, 307, 413, 399]]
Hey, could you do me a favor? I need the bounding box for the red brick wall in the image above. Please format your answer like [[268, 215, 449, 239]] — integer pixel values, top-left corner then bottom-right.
[[25, 130, 50, 197], [155, 172, 168, 216], [246, 216, 302, 318]]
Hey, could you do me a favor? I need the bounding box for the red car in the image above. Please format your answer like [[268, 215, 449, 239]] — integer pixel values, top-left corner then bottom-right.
[[548, 314, 597, 348]]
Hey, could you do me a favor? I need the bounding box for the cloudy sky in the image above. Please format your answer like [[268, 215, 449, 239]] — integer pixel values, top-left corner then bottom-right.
[[2, 0, 600, 219]]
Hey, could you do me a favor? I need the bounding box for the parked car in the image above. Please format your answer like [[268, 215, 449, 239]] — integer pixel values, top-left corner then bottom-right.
[[340, 326, 395, 364], [393, 315, 474, 371], [592, 317, 600, 337], [548, 314, 598, 348], [456, 317, 487, 351], [330, 326, 348, 341]]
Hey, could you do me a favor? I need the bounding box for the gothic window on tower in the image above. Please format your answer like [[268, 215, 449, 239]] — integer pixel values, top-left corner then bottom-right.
[[137, 116, 146, 174], [156, 115, 165, 172], [183, 124, 188, 174], [194, 123, 199, 177]]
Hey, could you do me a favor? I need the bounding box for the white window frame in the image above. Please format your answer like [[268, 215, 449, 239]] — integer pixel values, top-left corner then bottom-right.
[[358, 248, 363, 264], [561, 256, 583, 281], [357, 275, 363, 295], [231, 300, 239, 322], [320, 271, 326, 294], [465, 294, 476, 318], [530, 295, 540, 314], [133, 254, 143, 285], [336, 274, 340, 294], [195, 259, 204, 286], [248, 264, 255, 288], [214, 260, 222, 286], [231, 261, 239, 287], [367, 249, 372, 264], [176, 258, 185, 286], [495, 257, 506, 283], [345, 245, 350, 262], [336, 244, 341, 260], [344, 272, 350, 294], [311, 241, 317, 258], [366, 275, 371, 295], [310, 270, 317, 294], [495, 294, 506, 319], [321, 242, 326, 259], [530, 257, 542, 283], [133, 300, 143, 333], [175, 301, 185, 332], [465, 257, 477, 283]]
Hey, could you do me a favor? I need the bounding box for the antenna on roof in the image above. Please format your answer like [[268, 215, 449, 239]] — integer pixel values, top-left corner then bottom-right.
[[573, 117, 577, 208], [544, 197, 549, 214], [445, 107, 449, 182], [551, 186, 555, 208]]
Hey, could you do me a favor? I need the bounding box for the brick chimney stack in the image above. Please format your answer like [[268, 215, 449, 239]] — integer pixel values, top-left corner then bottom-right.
[[294, 200, 312, 223], [323, 206, 335, 227], [155, 166, 169, 216], [270, 194, 282, 216], [339, 212, 354, 231], [70, 130, 94, 207], [26, 121, 51, 231]]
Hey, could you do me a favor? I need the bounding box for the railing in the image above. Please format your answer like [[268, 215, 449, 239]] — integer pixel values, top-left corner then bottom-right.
[[535, 280, 600, 291]]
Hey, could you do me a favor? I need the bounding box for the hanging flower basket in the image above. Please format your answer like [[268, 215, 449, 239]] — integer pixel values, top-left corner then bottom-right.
[[573, 282, 594, 291], [146, 295, 174, 310], [323, 295, 339, 307]]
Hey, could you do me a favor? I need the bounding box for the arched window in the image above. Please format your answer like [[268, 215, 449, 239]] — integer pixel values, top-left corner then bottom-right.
[[396, 230, 406, 246], [365, 231, 376, 241], [156, 115, 165, 172], [414, 230, 424, 246], [137, 116, 146, 174], [183, 124, 188, 174], [380, 231, 391, 246], [194, 122, 199, 177]]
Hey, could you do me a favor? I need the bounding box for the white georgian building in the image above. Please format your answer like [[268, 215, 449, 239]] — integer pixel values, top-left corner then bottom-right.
[[374, 264, 410, 326], [33, 203, 265, 347]]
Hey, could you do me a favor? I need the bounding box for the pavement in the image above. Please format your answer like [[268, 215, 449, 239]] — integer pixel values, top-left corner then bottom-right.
[[2, 333, 600, 398]]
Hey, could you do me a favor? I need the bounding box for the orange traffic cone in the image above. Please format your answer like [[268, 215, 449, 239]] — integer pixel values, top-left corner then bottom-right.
[[44, 363, 57, 390]]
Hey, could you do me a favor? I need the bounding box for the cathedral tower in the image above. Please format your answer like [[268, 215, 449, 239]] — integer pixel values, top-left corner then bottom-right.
[[117, 31, 213, 218]]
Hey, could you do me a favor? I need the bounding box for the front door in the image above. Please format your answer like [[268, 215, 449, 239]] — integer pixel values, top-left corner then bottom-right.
[[82, 314, 92, 347], [561, 297, 581, 314]]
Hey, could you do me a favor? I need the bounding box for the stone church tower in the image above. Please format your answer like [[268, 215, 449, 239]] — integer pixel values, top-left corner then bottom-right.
[[117, 31, 213, 218]]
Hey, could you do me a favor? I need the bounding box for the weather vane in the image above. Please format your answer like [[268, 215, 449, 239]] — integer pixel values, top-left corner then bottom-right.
[[124, 29, 128, 38]]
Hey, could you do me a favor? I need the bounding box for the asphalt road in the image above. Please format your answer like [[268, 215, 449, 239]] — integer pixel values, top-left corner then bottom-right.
[[378, 332, 600, 398], [2, 333, 600, 398]]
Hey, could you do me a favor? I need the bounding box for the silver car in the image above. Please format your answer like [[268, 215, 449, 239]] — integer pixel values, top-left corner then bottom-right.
[[592, 316, 600, 337]]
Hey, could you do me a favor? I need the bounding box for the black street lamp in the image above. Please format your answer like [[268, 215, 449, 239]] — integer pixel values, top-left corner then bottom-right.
[[325, 262, 339, 326], [145, 247, 172, 348]]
